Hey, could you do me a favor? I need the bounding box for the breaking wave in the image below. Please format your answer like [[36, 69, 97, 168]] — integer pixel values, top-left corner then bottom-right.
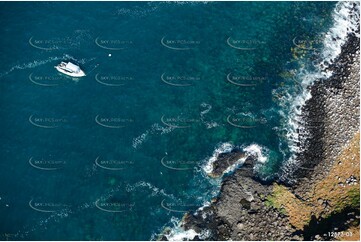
[[157, 142, 270, 240], [276, 1, 360, 182]]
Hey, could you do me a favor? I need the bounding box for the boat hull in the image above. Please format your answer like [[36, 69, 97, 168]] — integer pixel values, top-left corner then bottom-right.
[[55, 66, 86, 77]]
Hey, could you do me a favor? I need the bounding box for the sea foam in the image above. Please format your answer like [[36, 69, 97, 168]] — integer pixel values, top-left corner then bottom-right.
[[161, 217, 211, 241], [161, 142, 269, 241], [278, 1, 360, 181], [202, 142, 269, 176]]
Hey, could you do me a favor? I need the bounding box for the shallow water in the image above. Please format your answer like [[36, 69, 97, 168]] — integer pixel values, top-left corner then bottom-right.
[[0, 2, 336, 240]]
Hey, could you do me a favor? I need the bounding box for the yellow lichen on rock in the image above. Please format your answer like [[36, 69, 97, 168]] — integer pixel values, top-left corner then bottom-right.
[[267, 132, 360, 234], [312, 132, 360, 216], [337, 226, 360, 241], [266, 184, 313, 230]]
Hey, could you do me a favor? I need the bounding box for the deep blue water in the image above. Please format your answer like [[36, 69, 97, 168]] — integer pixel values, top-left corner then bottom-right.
[[0, 2, 335, 240]]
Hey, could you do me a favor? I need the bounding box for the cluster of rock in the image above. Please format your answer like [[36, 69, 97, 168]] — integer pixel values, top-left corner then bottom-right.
[[293, 32, 360, 188], [172, 15, 360, 242], [178, 152, 296, 240]]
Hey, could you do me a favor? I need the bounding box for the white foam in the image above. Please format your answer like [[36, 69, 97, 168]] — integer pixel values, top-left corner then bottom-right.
[[0, 56, 61, 78], [321, 1, 360, 65], [202, 142, 270, 177], [200, 103, 219, 129], [132, 123, 174, 149], [200, 102, 212, 116], [202, 142, 234, 175], [115, 2, 158, 18], [163, 217, 211, 241], [160, 1, 210, 6], [132, 130, 150, 148], [155, 3, 361, 238], [165, 228, 199, 241], [194, 201, 214, 220], [157, 143, 268, 241], [13, 182, 124, 239], [244, 144, 268, 164], [0, 54, 95, 79], [279, 1, 360, 180], [196, 201, 211, 213], [126, 181, 176, 200]]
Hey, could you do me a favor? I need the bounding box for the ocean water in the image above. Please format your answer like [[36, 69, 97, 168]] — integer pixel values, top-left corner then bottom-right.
[[0, 2, 340, 240]]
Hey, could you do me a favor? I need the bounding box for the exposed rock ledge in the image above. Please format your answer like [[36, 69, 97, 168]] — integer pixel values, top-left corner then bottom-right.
[[162, 21, 360, 242]]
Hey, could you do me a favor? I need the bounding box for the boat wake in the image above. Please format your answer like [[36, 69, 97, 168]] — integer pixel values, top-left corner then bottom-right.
[[0, 54, 95, 79], [126, 181, 177, 200], [14, 180, 178, 240], [12, 182, 124, 239], [0, 56, 63, 79], [133, 102, 221, 149], [132, 123, 175, 149]]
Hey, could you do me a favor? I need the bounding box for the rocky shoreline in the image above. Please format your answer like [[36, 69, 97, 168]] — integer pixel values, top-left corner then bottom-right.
[[162, 7, 360, 241], [292, 32, 360, 183], [182, 155, 295, 241], [291, 32, 360, 197]]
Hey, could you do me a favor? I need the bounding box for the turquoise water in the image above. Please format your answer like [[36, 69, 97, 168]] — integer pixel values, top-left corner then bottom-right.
[[0, 2, 336, 240]]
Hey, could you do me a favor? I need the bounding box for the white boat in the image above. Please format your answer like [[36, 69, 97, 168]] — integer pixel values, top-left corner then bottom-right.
[[55, 61, 86, 77]]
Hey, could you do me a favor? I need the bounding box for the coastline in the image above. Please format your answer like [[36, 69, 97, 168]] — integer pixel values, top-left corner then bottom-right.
[[160, 2, 360, 241]]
